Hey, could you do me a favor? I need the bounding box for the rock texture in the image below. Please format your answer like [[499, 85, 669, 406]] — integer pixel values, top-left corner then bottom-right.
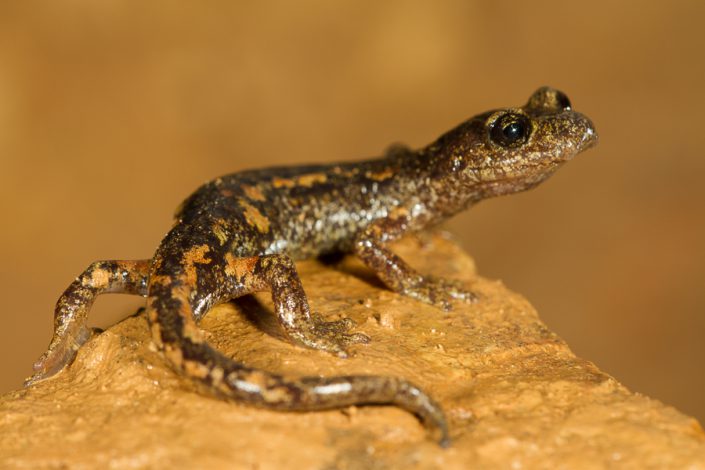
[[2, 235, 704, 469]]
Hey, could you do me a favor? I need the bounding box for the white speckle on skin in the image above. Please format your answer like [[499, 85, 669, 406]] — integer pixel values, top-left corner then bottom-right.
[[265, 238, 288, 254], [410, 202, 425, 218], [233, 380, 262, 394], [313, 382, 353, 395]]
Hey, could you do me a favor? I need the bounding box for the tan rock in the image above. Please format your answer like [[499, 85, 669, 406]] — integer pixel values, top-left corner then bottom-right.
[[2, 235, 704, 468]]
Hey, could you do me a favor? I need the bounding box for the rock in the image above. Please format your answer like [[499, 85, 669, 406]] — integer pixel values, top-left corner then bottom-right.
[[1, 234, 704, 468]]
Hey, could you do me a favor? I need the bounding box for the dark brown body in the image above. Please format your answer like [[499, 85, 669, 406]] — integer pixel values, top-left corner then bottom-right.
[[28, 88, 597, 446]]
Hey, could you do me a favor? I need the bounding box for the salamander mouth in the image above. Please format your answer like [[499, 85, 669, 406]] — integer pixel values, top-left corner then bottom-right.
[[472, 167, 560, 196]]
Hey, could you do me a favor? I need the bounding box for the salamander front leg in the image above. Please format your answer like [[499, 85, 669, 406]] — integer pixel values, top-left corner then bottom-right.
[[354, 214, 477, 311], [26, 259, 150, 386]]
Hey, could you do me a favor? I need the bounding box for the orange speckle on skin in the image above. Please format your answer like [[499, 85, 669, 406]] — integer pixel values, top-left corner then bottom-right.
[[181, 318, 204, 343], [87, 268, 110, 289], [183, 245, 211, 265], [388, 206, 410, 219], [272, 177, 295, 189], [296, 173, 327, 187], [224, 253, 258, 281], [212, 219, 229, 246], [182, 245, 212, 286], [238, 199, 270, 233], [272, 173, 327, 188], [331, 166, 357, 177], [262, 385, 292, 402], [210, 366, 225, 386], [149, 274, 172, 287], [164, 344, 184, 368], [242, 184, 266, 201], [183, 359, 211, 379], [365, 168, 394, 181], [149, 318, 163, 346], [166, 283, 205, 343]]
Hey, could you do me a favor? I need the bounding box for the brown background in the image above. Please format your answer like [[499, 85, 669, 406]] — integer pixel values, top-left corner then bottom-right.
[[1, 0, 703, 425]]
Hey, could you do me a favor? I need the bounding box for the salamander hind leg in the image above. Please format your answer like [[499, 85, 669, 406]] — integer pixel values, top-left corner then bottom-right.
[[26, 259, 150, 386], [149, 240, 447, 445], [237, 254, 370, 357]]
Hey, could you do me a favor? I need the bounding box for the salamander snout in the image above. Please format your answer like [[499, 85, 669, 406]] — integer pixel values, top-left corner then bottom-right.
[[578, 117, 599, 151], [525, 86, 599, 158]]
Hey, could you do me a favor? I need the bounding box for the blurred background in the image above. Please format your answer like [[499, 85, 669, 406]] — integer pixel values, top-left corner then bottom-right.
[[1, 1, 703, 423]]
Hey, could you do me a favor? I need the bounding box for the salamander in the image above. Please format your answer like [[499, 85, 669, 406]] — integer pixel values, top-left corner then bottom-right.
[[26, 87, 597, 446]]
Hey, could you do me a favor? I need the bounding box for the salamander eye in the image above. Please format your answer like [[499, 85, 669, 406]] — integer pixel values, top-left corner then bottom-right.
[[555, 91, 572, 110], [489, 113, 531, 148]]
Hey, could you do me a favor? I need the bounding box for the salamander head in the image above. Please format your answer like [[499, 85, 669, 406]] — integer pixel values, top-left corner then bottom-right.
[[429, 87, 598, 199]]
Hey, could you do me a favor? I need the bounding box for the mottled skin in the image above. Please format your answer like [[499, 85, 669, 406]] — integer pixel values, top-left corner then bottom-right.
[[27, 87, 597, 446]]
